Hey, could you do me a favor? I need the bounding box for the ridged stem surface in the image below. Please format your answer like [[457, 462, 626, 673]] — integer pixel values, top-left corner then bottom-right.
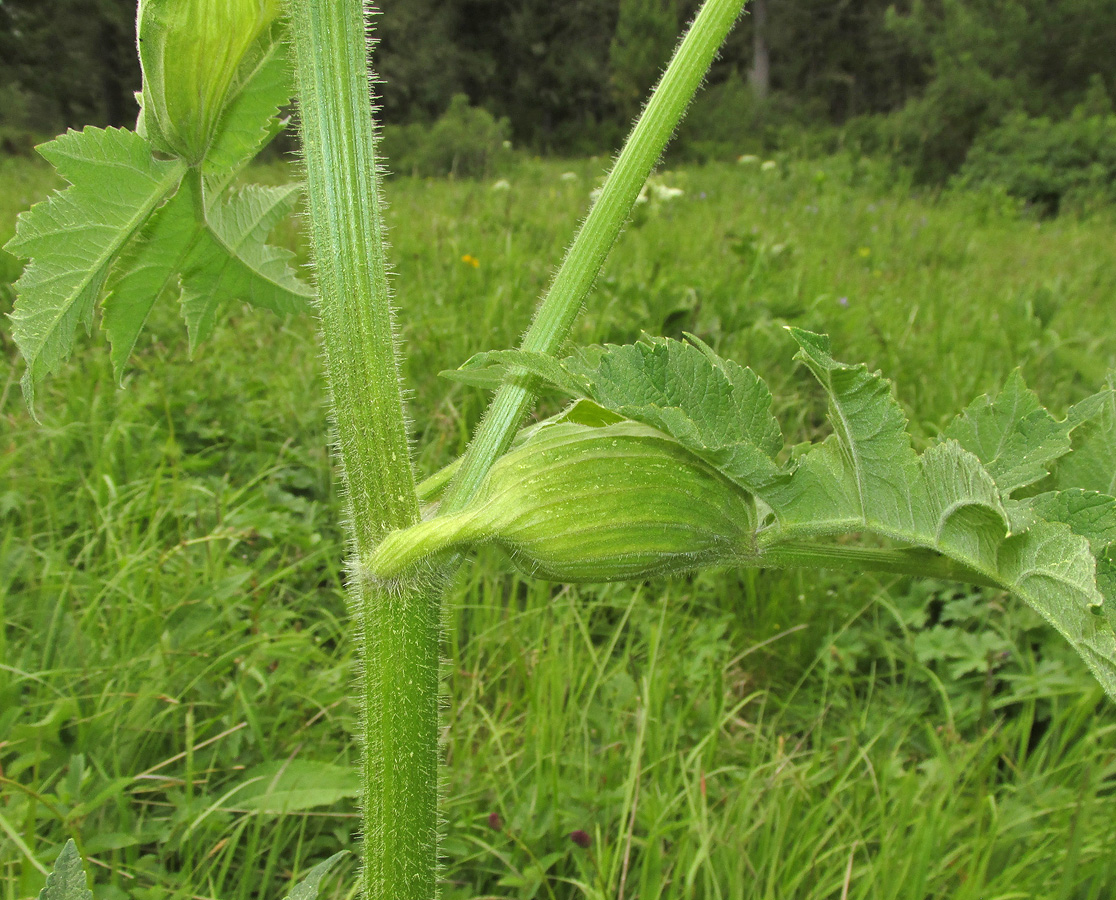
[[285, 1, 437, 897]]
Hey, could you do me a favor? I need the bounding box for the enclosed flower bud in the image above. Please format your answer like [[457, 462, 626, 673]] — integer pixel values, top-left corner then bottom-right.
[[137, 0, 281, 162], [371, 421, 758, 583]]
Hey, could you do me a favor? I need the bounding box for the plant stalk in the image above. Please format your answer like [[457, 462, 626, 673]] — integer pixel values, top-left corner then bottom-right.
[[758, 541, 1000, 588], [286, 1, 437, 897], [441, 0, 749, 514]]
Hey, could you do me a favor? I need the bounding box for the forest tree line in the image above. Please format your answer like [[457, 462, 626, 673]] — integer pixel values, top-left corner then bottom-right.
[[2, 0, 1115, 195]]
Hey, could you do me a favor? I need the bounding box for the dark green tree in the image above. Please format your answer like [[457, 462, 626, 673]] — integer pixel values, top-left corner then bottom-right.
[[609, 0, 680, 122], [375, 0, 463, 123], [0, 0, 138, 133]]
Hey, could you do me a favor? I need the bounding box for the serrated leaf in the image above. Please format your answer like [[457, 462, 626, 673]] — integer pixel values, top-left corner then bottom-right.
[[998, 518, 1115, 687], [103, 179, 310, 370], [37, 840, 91, 900], [102, 187, 199, 380], [204, 35, 293, 178], [452, 337, 784, 492], [284, 852, 347, 900], [1020, 490, 1116, 553], [1053, 376, 1116, 495], [180, 182, 312, 349], [4, 127, 185, 407], [769, 328, 921, 532], [943, 370, 1077, 495]]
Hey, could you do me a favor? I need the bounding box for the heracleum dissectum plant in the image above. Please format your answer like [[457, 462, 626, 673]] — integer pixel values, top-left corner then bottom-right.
[[7, 0, 1116, 897]]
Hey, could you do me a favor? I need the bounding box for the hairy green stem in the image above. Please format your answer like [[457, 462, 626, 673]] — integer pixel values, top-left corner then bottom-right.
[[286, 1, 437, 897], [441, 0, 749, 514]]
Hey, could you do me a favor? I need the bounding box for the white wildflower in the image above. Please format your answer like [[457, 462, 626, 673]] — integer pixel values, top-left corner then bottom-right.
[[650, 183, 684, 202]]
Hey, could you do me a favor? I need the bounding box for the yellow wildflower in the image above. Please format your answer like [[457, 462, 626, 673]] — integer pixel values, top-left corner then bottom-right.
[[461, 254, 480, 269]]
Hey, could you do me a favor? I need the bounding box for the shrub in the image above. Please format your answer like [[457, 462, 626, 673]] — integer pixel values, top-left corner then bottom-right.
[[880, 64, 1015, 185], [380, 94, 512, 178], [955, 109, 1116, 215], [672, 71, 838, 163]]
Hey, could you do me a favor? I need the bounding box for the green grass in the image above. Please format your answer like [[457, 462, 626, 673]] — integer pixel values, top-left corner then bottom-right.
[[2, 152, 1116, 899]]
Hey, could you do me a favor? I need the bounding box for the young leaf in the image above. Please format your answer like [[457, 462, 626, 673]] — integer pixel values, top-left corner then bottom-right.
[[942, 370, 1078, 495], [203, 34, 294, 178], [767, 328, 923, 534], [37, 840, 92, 900], [4, 127, 185, 406], [180, 181, 312, 350], [102, 187, 199, 379], [284, 851, 347, 900], [451, 336, 784, 492]]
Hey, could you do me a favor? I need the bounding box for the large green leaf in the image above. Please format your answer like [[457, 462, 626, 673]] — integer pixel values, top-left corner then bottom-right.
[[765, 331, 1113, 695], [404, 332, 1116, 699], [4, 127, 184, 406], [943, 370, 1080, 496]]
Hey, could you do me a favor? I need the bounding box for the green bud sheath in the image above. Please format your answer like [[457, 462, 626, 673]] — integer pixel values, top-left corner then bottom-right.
[[372, 422, 758, 582], [137, 0, 281, 162]]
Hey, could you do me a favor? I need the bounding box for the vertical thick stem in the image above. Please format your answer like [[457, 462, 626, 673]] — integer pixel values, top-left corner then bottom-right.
[[286, 1, 438, 897]]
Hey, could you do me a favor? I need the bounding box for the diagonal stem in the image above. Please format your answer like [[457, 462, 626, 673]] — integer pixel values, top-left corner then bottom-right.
[[440, 0, 749, 515]]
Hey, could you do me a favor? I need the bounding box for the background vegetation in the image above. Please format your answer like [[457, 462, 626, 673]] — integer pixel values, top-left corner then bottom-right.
[[3, 1, 1116, 897], [4, 151, 1116, 897], [4, 0, 1116, 201]]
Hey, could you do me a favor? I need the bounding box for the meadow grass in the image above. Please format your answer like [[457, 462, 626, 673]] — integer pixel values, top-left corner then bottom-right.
[[2, 152, 1116, 899]]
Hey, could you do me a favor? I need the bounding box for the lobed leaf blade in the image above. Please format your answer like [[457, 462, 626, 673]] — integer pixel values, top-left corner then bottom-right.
[[943, 369, 1078, 495], [4, 127, 185, 406], [180, 181, 312, 349]]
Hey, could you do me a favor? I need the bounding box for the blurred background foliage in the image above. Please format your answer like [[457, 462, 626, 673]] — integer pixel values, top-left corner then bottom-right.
[[2, 0, 1116, 205]]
